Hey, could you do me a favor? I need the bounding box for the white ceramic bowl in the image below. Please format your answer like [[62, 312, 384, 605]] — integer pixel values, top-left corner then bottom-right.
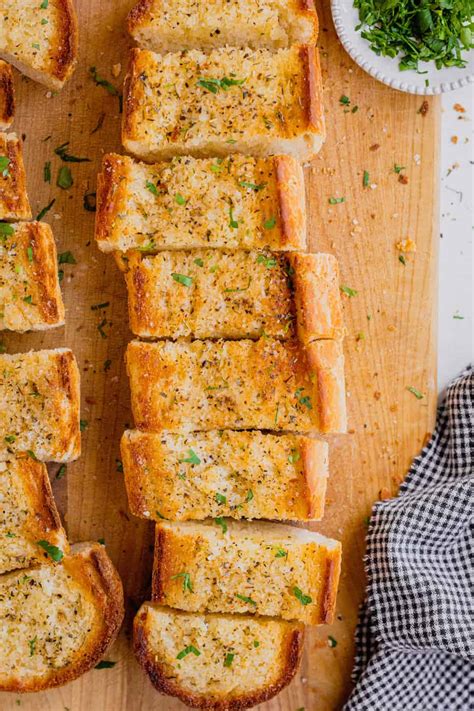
[[331, 0, 474, 95]]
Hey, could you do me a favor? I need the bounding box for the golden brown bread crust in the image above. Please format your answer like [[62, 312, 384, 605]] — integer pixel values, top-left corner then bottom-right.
[[0, 61, 14, 130], [3, 543, 124, 693], [306, 340, 347, 434], [133, 604, 304, 711], [51, 0, 79, 85], [288, 252, 344, 343], [94, 154, 124, 249], [274, 156, 306, 250], [0, 133, 31, 220], [127, 0, 153, 34], [321, 550, 342, 624], [301, 45, 325, 140], [17, 458, 68, 552], [56, 349, 81, 460]]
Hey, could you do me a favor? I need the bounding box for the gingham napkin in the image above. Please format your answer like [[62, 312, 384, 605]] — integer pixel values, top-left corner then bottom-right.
[[345, 367, 473, 711]]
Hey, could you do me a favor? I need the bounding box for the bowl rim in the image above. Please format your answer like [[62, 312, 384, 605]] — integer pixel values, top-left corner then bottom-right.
[[330, 0, 474, 95]]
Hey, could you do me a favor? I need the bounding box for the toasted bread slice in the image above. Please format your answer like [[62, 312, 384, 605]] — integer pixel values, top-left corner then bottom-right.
[[0, 133, 31, 221], [0, 348, 80, 462], [152, 520, 341, 624], [134, 603, 304, 711], [96, 153, 306, 253], [123, 46, 325, 162], [0, 222, 65, 332], [0, 61, 14, 130], [123, 250, 343, 341], [0, 457, 68, 575], [121, 429, 328, 522], [0, 542, 124, 692], [128, 0, 317, 54], [0, 0, 78, 90], [126, 338, 346, 434]]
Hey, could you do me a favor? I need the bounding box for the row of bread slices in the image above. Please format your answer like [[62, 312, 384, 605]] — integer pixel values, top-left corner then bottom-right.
[[95, 2, 346, 709], [0, 28, 125, 693]]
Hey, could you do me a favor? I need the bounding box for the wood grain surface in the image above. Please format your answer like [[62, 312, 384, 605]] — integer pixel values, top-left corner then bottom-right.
[[1, 1, 439, 709]]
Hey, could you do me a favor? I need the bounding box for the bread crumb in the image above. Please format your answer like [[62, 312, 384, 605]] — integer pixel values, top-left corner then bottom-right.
[[396, 238, 416, 253], [112, 63, 122, 77], [451, 136, 458, 144], [453, 103, 465, 113]]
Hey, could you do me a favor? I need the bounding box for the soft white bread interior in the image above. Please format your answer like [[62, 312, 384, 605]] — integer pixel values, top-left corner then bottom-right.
[[0, 133, 31, 221], [121, 429, 328, 522], [134, 602, 304, 711], [0, 456, 68, 575], [122, 46, 325, 162], [0, 62, 15, 130], [122, 250, 343, 341], [126, 338, 347, 434], [0, 348, 80, 462], [0, 542, 124, 692], [152, 519, 341, 624], [0, 221, 65, 332], [128, 0, 318, 53], [0, 0, 78, 90], [95, 153, 306, 253]]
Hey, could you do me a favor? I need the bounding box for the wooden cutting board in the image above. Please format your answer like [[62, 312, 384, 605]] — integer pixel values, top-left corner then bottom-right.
[[2, 1, 439, 709]]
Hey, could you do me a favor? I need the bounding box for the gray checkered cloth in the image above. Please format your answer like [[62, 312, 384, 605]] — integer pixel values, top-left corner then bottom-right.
[[345, 367, 474, 711]]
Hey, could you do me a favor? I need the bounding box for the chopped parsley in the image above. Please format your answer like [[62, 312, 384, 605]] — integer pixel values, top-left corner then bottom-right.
[[4, 435, 16, 444], [146, 181, 158, 195], [26, 450, 38, 460], [245, 490, 254, 503], [36, 540, 64, 562], [23, 295, 33, 304], [229, 206, 238, 229], [215, 517, 228, 534], [174, 193, 186, 206], [28, 637, 37, 657], [275, 548, 288, 558], [329, 196, 345, 205], [156, 510, 169, 520], [171, 571, 193, 593], [235, 593, 257, 606], [197, 76, 246, 93], [26, 246, 34, 262], [116, 459, 123, 473], [215, 492, 227, 505], [172, 272, 193, 287], [288, 448, 300, 464], [54, 141, 91, 163], [328, 635, 338, 648], [91, 301, 109, 310], [89, 67, 122, 111], [399, 254, 407, 265], [80, 419, 88, 432], [97, 319, 108, 338], [194, 258, 204, 267], [294, 387, 312, 410], [40, 0, 49, 8], [407, 385, 424, 399], [256, 254, 277, 268], [56, 464, 67, 480], [239, 181, 267, 192], [0, 223, 15, 237], [253, 640, 260, 648], [0, 156, 10, 177], [394, 164, 406, 174], [179, 448, 201, 465], [363, 170, 370, 187], [340, 285, 358, 297], [57, 166, 73, 190], [339, 95, 350, 106], [292, 586, 312, 606], [224, 653, 235, 667], [43, 161, 51, 183], [36, 198, 55, 221], [176, 645, 200, 660], [263, 216, 276, 230], [95, 660, 116, 669]]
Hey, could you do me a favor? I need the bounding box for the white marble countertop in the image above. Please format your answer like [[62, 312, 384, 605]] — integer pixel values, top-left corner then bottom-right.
[[438, 87, 472, 394]]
